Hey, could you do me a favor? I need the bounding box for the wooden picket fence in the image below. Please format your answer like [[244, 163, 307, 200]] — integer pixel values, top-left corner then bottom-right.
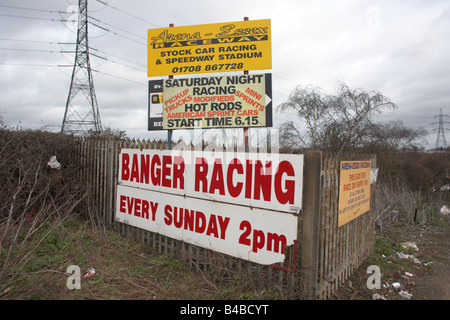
[[302, 152, 377, 299], [74, 136, 376, 299]]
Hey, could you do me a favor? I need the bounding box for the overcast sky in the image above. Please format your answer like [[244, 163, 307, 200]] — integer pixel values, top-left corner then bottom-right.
[[0, 0, 449, 149]]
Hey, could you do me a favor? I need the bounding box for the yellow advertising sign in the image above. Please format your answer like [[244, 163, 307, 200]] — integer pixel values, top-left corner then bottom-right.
[[159, 73, 272, 129], [338, 161, 371, 227], [147, 19, 271, 77]]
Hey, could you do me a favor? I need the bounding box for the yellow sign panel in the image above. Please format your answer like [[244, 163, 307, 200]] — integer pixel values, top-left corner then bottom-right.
[[338, 161, 371, 227], [148, 19, 271, 77]]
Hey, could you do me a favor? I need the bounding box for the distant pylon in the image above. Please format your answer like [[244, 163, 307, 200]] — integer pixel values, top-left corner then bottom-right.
[[433, 108, 448, 149], [61, 0, 102, 135]]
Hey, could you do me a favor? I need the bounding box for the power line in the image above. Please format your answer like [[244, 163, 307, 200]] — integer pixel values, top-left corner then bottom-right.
[[0, 62, 65, 67], [95, 70, 146, 86], [95, 0, 160, 27], [0, 14, 146, 46], [88, 21, 146, 45], [0, 46, 145, 79], [0, 13, 68, 22], [0, 1, 158, 39], [0, 37, 66, 45], [89, 48, 145, 72], [0, 12, 146, 46], [0, 62, 145, 86], [0, 1, 151, 45], [0, 2, 151, 89], [62, 47, 146, 72], [88, 15, 146, 40], [0, 4, 66, 14], [0, 47, 61, 53], [90, 47, 145, 67]]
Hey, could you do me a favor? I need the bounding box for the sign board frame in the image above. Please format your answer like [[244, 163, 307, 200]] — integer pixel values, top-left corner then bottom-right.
[[116, 149, 303, 265], [147, 19, 271, 77], [338, 160, 371, 227], [148, 73, 272, 131]]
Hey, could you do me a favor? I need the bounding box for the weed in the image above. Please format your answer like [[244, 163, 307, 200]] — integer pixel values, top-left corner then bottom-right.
[[373, 236, 394, 257], [150, 254, 184, 270]]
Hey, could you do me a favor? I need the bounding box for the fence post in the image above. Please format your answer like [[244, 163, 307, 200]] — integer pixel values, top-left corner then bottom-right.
[[301, 150, 321, 299], [105, 137, 114, 226]]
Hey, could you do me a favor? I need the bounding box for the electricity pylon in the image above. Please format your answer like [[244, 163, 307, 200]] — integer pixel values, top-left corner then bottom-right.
[[433, 108, 448, 149], [61, 0, 102, 135]]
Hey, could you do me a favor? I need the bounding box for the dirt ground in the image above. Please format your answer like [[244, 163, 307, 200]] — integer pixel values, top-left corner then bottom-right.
[[413, 233, 450, 300], [332, 223, 450, 300]]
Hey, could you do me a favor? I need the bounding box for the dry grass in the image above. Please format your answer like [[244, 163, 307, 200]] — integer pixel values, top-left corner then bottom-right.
[[0, 213, 286, 300], [374, 178, 449, 233]]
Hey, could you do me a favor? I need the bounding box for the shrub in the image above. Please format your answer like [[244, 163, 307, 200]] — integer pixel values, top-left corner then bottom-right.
[[0, 128, 85, 278]]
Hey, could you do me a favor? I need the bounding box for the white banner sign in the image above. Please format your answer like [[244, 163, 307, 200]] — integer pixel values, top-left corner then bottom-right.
[[118, 149, 303, 213], [116, 149, 303, 265]]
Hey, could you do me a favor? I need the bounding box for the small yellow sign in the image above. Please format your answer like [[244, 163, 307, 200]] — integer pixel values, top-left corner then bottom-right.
[[338, 161, 371, 227], [148, 19, 271, 77]]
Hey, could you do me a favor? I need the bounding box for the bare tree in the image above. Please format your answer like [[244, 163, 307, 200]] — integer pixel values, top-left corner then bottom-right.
[[278, 85, 333, 152], [366, 120, 427, 151], [278, 82, 397, 154]]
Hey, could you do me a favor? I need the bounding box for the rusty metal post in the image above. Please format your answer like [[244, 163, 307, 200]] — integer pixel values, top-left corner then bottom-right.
[[167, 23, 174, 150], [243, 17, 249, 152]]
